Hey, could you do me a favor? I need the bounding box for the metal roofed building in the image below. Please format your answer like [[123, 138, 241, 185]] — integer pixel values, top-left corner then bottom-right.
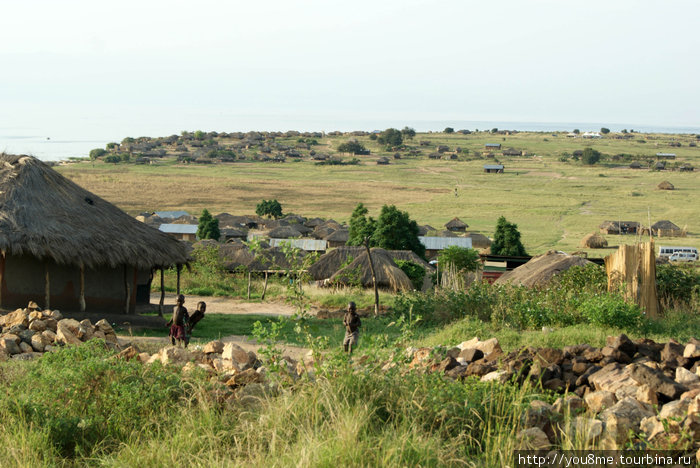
[[419, 236, 473, 259], [159, 223, 198, 242], [269, 238, 328, 252], [154, 210, 191, 220], [484, 164, 504, 173]]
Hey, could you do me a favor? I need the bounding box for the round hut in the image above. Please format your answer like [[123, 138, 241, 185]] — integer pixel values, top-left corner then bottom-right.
[[328, 248, 414, 292], [465, 232, 492, 249], [657, 180, 674, 190], [579, 232, 608, 249], [495, 251, 592, 288]]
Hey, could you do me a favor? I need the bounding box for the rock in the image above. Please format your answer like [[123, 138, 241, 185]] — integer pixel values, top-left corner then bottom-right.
[[93, 330, 106, 341], [542, 378, 566, 392], [226, 368, 264, 387], [522, 401, 559, 436], [18, 342, 33, 353], [684, 343, 700, 359], [0, 309, 29, 328], [222, 343, 254, 370], [78, 319, 94, 340], [516, 427, 550, 451], [677, 367, 700, 386], [11, 352, 42, 361], [95, 319, 115, 335], [601, 346, 632, 363], [0, 335, 22, 355], [27, 301, 40, 311], [48, 309, 63, 321], [408, 347, 433, 369], [689, 395, 700, 416], [553, 395, 585, 415], [203, 340, 224, 354], [114, 345, 140, 361], [583, 348, 604, 362], [481, 370, 510, 384], [635, 384, 658, 406], [43, 345, 57, 353], [159, 346, 193, 366], [571, 358, 590, 375], [458, 348, 484, 363], [212, 358, 241, 374], [434, 356, 458, 373], [535, 348, 564, 366], [445, 365, 468, 380], [28, 319, 47, 332], [658, 399, 690, 420], [640, 416, 666, 440], [634, 338, 662, 362], [599, 397, 653, 449], [565, 417, 604, 444], [661, 340, 684, 362], [137, 352, 151, 364], [56, 320, 82, 346], [630, 363, 687, 400], [17, 329, 35, 344], [30, 333, 46, 352], [584, 391, 616, 413], [446, 347, 461, 359], [466, 360, 496, 377], [681, 387, 700, 401], [588, 363, 640, 395], [576, 364, 601, 387], [457, 337, 502, 356], [607, 334, 637, 357], [41, 329, 56, 343]]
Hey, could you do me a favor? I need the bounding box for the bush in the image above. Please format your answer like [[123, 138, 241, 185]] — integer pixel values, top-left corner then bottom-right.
[[582, 148, 601, 165], [104, 155, 121, 164], [444, 127, 454, 134], [377, 128, 403, 147], [89, 148, 106, 160], [579, 294, 643, 330], [256, 199, 283, 219], [656, 264, 700, 306], [337, 141, 369, 155], [197, 208, 220, 240], [395, 260, 425, 290], [600, 127, 610, 134]]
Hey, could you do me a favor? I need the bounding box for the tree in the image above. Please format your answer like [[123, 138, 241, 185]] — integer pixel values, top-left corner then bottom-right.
[[573, 129, 580, 134], [491, 216, 527, 256], [444, 127, 454, 134], [377, 128, 403, 147], [491, 128, 499, 133], [600, 127, 610, 134], [401, 126, 416, 140], [347, 203, 380, 316], [582, 148, 601, 165], [197, 209, 220, 240], [437, 246, 481, 273], [256, 199, 283, 219], [337, 141, 368, 154], [373, 205, 425, 259], [89, 148, 106, 160]]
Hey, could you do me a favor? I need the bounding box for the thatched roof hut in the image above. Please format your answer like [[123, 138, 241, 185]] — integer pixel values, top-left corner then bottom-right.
[[325, 229, 349, 247], [219, 244, 306, 271], [417, 224, 436, 236], [495, 251, 592, 288], [465, 232, 492, 249], [650, 220, 682, 237], [0, 154, 190, 312], [309, 247, 432, 281], [580, 232, 608, 249], [657, 180, 674, 190], [268, 226, 303, 239], [312, 226, 336, 240], [304, 217, 325, 228], [328, 248, 414, 292], [445, 217, 468, 232]]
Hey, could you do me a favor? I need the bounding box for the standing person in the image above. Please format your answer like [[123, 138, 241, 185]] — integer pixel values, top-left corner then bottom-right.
[[167, 294, 188, 347], [188, 301, 206, 334], [343, 301, 361, 354]]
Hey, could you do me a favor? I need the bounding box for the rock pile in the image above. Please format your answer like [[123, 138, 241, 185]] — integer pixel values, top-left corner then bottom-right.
[[406, 334, 700, 454], [0, 302, 119, 360]]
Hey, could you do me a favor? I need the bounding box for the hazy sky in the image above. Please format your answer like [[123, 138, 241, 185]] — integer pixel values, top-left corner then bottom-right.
[[1, 0, 699, 138]]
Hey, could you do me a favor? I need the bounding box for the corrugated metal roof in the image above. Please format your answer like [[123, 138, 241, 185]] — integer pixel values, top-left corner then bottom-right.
[[419, 236, 473, 250], [485, 143, 501, 147], [655, 153, 676, 156], [159, 224, 198, 234], [484, 164, 504, 170], [269, 238, 327, 251], [155, 210, 191, 219]]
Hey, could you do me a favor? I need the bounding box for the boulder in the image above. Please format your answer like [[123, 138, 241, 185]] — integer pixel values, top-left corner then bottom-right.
[[658, 399, 690, 420], [0, 335, 22, 355], [0, 309, 29, 328], [481, 370, 510, 384], [584, 391, 616, 413], [676, 367, 700, 386], [516, 427, 550, 451], [433, 356, 458, 373], [159, 346, 193, 366], [18, 342, 33, 353], [599, 397, 653, 449], [640, 416, 666, 440], [41, 329, 57, 343], [222, 343, 254, 370], [565, 417, 604, 444], [535, 348, 565, 366], [56, 320, 82, 346], [203, 340, 225, 354], [630, 363, 687, 400], [635, 384, 658, 406], [78, 319, 94, 340], [684, 343, 700, 359], [44, 318, 58, 332], [47, 309, 63, 321], [588, 363, 640, 395], [458, 348, 484, 363], [27, 301, 40, 311], [606, 334, 637, 357], [553, 395, 585, 415], [457, 337, 502, 356], [30, 333, 47, 352], [28, 319, 47, 332], [225, 368, 264, 387], [408, 347, 433, 369], [17, 329, 35, 344], [114, 345, 140, 361], [661, 340, 684, 362]]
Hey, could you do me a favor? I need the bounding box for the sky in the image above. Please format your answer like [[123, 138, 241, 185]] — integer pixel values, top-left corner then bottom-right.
[[1, 0, 699, 146]]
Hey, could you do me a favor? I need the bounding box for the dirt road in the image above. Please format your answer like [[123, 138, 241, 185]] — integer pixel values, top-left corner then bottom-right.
[[149, 292, 299, 316]]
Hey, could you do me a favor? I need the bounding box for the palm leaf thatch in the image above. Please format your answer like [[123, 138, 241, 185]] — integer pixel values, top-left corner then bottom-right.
[[580, 232, 608, 249], [495, 251, 591, 288], [0, 154, 190, 269], [329, 248, 413, 292]]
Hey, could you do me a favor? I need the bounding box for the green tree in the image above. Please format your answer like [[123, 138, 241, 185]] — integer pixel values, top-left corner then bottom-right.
[[444, 127, 454, 134], [337, 141, 368, 154], [377, 128, 403, 147], [106, 142, 119, 149], [194, 130, 206, 141], [347, 203, 380, 315], [401, 126, 416, 140], [197, 209, 220, 240], [491, 216, 527, 256], [256, 199, 283, 219], [373, 205, 425, 259], [437, 246, 481, 273], [582, 148, 601, 165], [573, 129, 580, 134], [600, 127, 610, 134], [89, 148, 106, 160], [104, 155, 121, 164]]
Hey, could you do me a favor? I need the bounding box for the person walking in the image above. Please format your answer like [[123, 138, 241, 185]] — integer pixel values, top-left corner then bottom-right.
[[167, 294, 188, 347], [342, 301, 361, 354]]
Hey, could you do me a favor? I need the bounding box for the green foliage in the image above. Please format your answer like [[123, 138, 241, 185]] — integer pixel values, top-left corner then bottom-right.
[[401, 126, 416, 139], [573, 129, 580, 134], [579, 294, 644, 330], [373, 205, 425, 258], [444, 127, 454, 134], [196, 208, 220, 240], [255, 199, 283, 219], [491, 216, 527, 256], [89, 148, 106, 160], [103, 154, 122, 164], [656, 264, 700, 306], [437, 246, 481, 273], [347, 203, 376, 247], [377, 128, 403, 146], [336, 140, 368, 154], [194, 130, 206, 140], [395, 260, 425, 290], [582, 147, 601, 165], [600, 127, 610, 134], [105, 142, 118, 149], [121, 137, 135, 144]]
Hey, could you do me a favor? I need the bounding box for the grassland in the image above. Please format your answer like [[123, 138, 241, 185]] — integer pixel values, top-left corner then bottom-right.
[[58, 130, 700, 256]]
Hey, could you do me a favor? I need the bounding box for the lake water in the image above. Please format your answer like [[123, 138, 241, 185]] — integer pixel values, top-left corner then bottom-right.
[[2, 118, 698, 161]]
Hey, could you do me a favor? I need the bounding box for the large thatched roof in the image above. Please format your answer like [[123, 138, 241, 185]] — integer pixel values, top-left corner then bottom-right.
[[651, 220, 680, 231], [325, 229, 349, 243], [268, 226, 303, 239], [0, 154, 191, 269], [465, 232, 491, 249], [218, 243, 306, 271], [445, 217, 468, 230], [657, 180, 674, 190], [495, 251, 592, 288], [309, 247, 431, 281], [328, 248, 413, 292]]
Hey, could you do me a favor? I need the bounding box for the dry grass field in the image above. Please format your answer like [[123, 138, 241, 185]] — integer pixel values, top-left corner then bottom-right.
[[58, 131, 700, 256]]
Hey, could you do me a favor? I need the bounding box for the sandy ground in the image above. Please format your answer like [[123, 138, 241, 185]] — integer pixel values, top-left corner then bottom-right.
[[149, 292, 299, 316]]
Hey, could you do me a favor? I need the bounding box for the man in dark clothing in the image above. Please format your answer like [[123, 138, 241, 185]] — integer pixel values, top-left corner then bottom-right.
[[167, 294, 188, 347], [188, 301, 206, 334], [343, 301, 361, 354]]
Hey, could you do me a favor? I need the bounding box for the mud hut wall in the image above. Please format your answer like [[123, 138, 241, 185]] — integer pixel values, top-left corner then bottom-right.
[[1, 254, 142, 313]]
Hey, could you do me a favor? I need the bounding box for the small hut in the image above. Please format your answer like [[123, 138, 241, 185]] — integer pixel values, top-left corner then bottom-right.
[[417, 224, 436, 236], [267, 226, 303, 239], [325, 229, 349, 248], [465, 232, 492, 249], [495, 251, 592, 288], [580, 232, 608, 249], [650, 220, 682, 237], [445, 217, 468, 232], [309, 246, 364, 280], [0, 154, 190, 313], [328, 248, 414, 292], [377, 157, 390, 165], [657, 180, 674, 190], [629, 161, 642, 169]]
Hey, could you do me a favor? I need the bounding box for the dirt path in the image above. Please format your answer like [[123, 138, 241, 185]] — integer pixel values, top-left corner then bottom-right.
[[150, 292, 298, 316]]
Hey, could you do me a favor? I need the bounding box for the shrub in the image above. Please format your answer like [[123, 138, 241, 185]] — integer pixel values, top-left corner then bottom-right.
[[656, 264, 700, 306], [395, 260, 425, 290], [444, 127, 454, 134], [104, 155, 121, 164], [337, 141, 369, 155], [256, 199, 283, 219], [197, 209, 220, 240], [579, 294, 643, 330], [377, 128, 403, 147], [600, 127, 610, 134], [582, 148, 601, 165], [89, 148, 106, 160]]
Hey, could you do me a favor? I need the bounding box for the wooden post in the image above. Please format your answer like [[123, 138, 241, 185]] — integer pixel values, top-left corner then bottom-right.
[[261, 271, 269, 300], [158, 268, 165, 317], [176, 264, 182, 295], [44, 262, 50, 310], [79, 263, 86, 312], [124, 265, 131, 315], [247, 271, 252, 300]]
